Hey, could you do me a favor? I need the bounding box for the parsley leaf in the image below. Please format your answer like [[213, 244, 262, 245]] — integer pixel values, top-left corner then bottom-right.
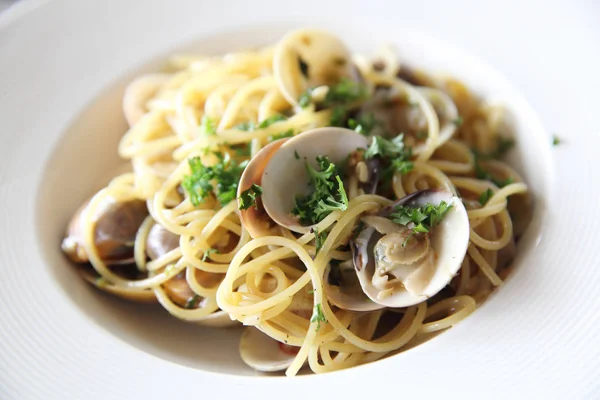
[[415, 131, 428, 140], [235, 114, 287, 132], [553, 135, 561, 146], [389, 201, 453, 246], [364, 135, 414, 185], [365, 135, 407, 160], [474, 161, 514, 188], [291, 156, 349, 225], [479, 188, 494, 205], [238, 184, 263, 210], [452, 116, 464, 127], [200, 116, 217, 136], [323, 78, 367, 107], [347, 113, 380, 136], [298, 90, 312, 108], [312, 227, 327, 255], [182, 154, 248, 206], [201, 248, 219, 262], [493, 137, 515, 158], [310, 303, 327, 331], [294, 150, 300, 160], [185, 294, 201, 309], [268, 129, 294, 142], [329, 106, 347, 127]]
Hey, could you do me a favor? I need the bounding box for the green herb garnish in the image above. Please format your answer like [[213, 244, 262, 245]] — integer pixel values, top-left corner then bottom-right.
[[310, 303, 327, 331], [294, 150, 300, 160], [553, 135, 561, 146], [238, 184, 263, 210], [415, 131, 428, 140], [389, 201, 453, 246], [347, 113, 380, 136], [364, 135, 414, 184], [200, 116, 217, 136], [474, 162, 514, 188], [493, 137, 515, 158], [323, 78, 367, 106], [182, 154, 247, 206], [298, 90, 312, 108], [452, 116, 464, 127], [202, 248, 219, 262], [268, 129, 294, 142], [235, 114, 287, 132], [479, 188, 494, 206], [329, 106, 347, 127], [185, 294, 201, 309], [313, 227, 327, 255], [291, 156, 349, 225]]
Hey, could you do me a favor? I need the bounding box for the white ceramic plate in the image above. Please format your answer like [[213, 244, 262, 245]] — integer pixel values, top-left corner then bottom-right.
[[1, 0, 599, 399]]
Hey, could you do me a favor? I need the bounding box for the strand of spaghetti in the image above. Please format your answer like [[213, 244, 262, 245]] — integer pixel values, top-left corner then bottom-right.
[[419, 295, 477, 333], [470, 209, 513, 250], [467, 244, 503, 286], [134, 215, 155, 271]]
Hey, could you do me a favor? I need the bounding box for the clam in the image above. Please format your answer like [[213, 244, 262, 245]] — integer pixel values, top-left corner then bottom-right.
[[351, 189, 469, 308], [237, 139, 289, 238], [147, 223, 237, 327], [80, 268, 157, 303], [239, 327, 298, 372], [256, 127, 368, 234], [123, 73, 170, 126], [145, 222, 179, 260], [273, 29, 360, 106], [358, 86, 458, 153], [61, 197, 148, 265], [324, 259, 385, 312]]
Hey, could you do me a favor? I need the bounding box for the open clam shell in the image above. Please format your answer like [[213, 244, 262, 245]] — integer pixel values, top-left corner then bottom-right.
[[352, 189, 469, 308], [260, 127, 368, 234], [239, 328, 298, 372]]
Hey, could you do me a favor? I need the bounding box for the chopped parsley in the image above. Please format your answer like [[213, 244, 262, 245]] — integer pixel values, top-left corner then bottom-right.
[[452, 116, 464, 127], [268, 128, 294, 142], [298, 90, 312, 108], [389, 201, 453, 246], [329, 106, 347, 127], [312, 227, 327, 255], [202, 248, 219, 262], [233, 143, 251, 157], [471, 136, 515, 160], [182, 153, 248, 206], [294, 150, 300, 160], [298, 56, 309, 78], [291, 156, 349, 225], [310, 303, 327, 331], [474, 162, 514, 188], [185, 294, 200, 309], [238, 184, 263, 210], [479, 188, 494, 206], [347, 113, 380, 136], [365, 135, 414, 183], [493, 137, 515, 158], [365, 135, 408, 160], [200, 116, 217, 136], [415, 131, 428, 140], [323, 78, 367, 107], [235, 114, 287, 131], [552, 135, 561, 146]]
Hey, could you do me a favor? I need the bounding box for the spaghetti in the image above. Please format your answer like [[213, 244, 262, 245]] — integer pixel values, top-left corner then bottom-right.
[[61, 28, 531, 375]]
